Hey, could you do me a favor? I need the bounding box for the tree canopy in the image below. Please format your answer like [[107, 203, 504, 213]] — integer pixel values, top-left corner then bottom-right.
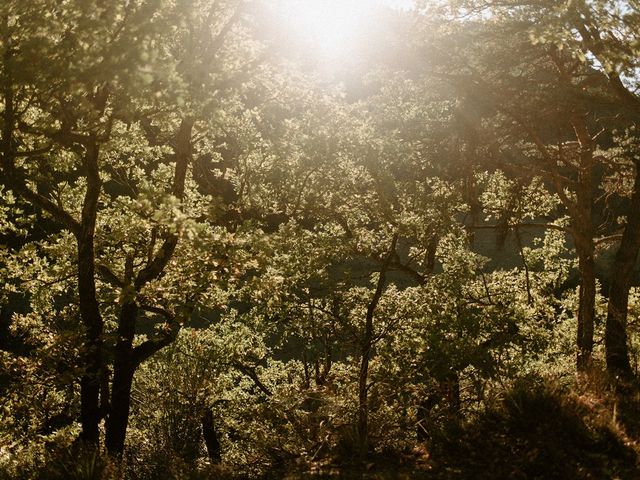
[[2, 1, 640, 478]]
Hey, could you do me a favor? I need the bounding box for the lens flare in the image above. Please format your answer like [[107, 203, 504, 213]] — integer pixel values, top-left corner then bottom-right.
[[269, 0, 414, 66], [281, 0, 365, 58]]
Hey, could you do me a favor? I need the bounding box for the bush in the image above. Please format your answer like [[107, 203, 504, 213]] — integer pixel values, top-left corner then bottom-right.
[[428, 377, 638, 479]]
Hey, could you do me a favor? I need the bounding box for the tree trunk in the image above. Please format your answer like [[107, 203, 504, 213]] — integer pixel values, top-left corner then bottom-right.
[[605, 163, 640, 381], [77, 278, 103, 445], [606, 277, 634, 381], [2, 22, 105, 444], [104, 362, 135, 455], [105, 120, 193, 455], [202, 409, 222, 464], [357, 339, 372, 457], [576, 248, 596, 372], [573, 119, 596, 373], [76, 140, 104, 446], [357, 234, 397, 457], [105, 301, 138, 455]]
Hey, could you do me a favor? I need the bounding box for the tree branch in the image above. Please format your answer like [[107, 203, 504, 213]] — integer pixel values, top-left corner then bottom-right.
[[134, 118, 194, 289], [233, 361, 273, 397]]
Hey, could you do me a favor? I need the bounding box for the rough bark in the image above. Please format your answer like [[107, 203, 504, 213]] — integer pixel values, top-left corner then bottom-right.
[[576, 245, 596, 372], [572, 114, 596, 373]]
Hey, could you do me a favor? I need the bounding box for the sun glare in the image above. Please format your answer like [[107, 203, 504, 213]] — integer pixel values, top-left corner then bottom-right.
[[279, 0, 366, 59], [272, 0, 414, 65]]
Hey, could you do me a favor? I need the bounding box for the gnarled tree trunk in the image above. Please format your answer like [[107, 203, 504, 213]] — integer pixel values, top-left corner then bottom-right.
[[104, 118, 193, 456]]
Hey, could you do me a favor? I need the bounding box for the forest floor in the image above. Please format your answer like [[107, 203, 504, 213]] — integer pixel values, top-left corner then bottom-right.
[[19, 376, 640, 480], [278, 378, 640, 480]]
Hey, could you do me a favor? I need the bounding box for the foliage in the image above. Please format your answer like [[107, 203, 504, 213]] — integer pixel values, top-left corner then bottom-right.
[[429, 377, 637, 480], [2, 0, 640, 478]]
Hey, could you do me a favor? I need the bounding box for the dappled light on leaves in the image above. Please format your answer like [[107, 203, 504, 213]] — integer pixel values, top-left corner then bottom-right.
[[2, 0, 640, 478]]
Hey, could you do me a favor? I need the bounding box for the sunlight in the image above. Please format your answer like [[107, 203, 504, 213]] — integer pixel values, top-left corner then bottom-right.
[[272, 0, 414, 64], [277, 0, 367, 59]]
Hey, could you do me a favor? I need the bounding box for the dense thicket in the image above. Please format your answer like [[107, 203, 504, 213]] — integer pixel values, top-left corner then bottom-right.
[[2, 0, 640, 478]]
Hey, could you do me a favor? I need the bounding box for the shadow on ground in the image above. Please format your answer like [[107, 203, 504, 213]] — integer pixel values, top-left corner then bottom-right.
[[427, 380, 639, 480]]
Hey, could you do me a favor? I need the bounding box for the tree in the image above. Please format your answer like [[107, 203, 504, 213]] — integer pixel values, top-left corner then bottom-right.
[[234, 73, 474, 456], [1, 0, 261, 453], [557, 0, 640, 381], [417, 4, 640, 375]]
